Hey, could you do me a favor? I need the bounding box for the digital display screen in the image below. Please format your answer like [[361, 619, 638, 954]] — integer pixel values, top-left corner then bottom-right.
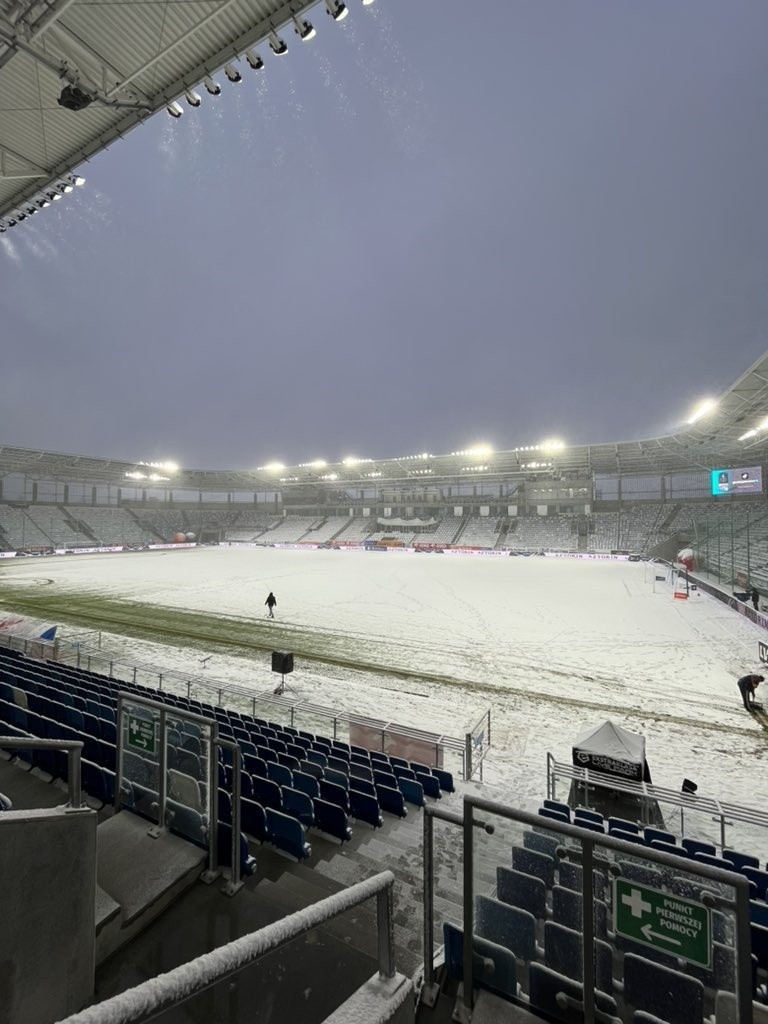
[[711, 466, 763, 496]]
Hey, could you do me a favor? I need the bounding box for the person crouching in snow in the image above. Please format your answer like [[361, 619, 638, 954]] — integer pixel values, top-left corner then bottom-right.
[[737, 673, 764, 711]]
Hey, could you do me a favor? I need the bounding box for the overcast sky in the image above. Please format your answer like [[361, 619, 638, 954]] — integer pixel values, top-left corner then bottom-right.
[[1, 0, 767, 470]]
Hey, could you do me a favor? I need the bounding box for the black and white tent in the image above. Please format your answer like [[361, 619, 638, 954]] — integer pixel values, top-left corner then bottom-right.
[[569, 720, 662, 824]]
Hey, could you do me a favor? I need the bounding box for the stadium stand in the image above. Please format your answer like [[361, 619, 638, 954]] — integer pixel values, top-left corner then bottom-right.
[[453, 516, 501, 548]]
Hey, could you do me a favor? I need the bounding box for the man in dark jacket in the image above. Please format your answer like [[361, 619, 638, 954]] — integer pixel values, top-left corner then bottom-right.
[[265, 592, 277, 618], [737, 673, 764, 710], [752, 588, 760, 611]]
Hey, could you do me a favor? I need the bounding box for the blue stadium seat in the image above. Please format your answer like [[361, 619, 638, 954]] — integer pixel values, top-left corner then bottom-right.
[[608, 817, 639, 835], [281, 786, 315, 828], [167, 800, 207, 847], [265, 808, 311, 860], [319, 779, 349, 813], [256, 744, 278, 765], [217, 822, 257, 876], [349, 778, 376, 798], [542, 799, 570, 820], [573, 808, 603, 826], [528, 963, 618, 1024], [252, 775, 283, 811], [376, 785, 407, 818], [292, 770, 320, 800], [744, 868, 768, 900], [523, 830, 559, 860], [350, 752, 371, 768], [476, 894, 538, 960], [397, 776, 425, 807], [327, 755, 349, 775], [551, 886, 608, 938], [611, 828, 646, 846], [431, 767, 454, 793], [373, 769, 397, 789], [241, 798, 268, 843], [349, 789, 382, 829], [512, 846, 555, 888], [392, 764, 416, 781], [543, 921, 613, 991], [557, 862, 606, 901], [622, 952, 704, 1024], [574, 819, 605, 835], [723, 849, 760, 872], [243, 753, 268, 779], [299, 759, 324, 780], [442, 921, 519, 1001], [751, 922, 768, 970], [349, 763, 374, 783], [538, 807, 570, 825], [496, 866, 547, 918], [643, 827, 676, 846], [313, 797, 352, 842], [415, 771, 441, 799], [276, 752, 300, 772], [266, 761, 293, 789], [324, 767, 349, 790]]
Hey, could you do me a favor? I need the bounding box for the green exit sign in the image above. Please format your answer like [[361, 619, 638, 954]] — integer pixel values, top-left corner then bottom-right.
[[614, 878, 711, 968], [126, 713, 156, 755]]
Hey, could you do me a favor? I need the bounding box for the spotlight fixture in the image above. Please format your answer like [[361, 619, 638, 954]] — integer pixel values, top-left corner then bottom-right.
[[166, 100, 184, 118], [7, 218, 16, 226], [26, 206, 36, 215], [37, 198, 50, 209], [268, 31, 287, 55], [57, 84, 93, 110], [46, 191, 62, 202], [60, 182, 74, 193], [203, 75, 221, 96], [224, 63, 242, 83], [0, 225, 5, 233], [185, 88, 202, 107], [17, 213, 26, 221], [361, 0, 375, 5], [67, 174, 86, 187], [293, 15, 316, 40], [246, 49, 264, 70], [325, 0, 348, 19]]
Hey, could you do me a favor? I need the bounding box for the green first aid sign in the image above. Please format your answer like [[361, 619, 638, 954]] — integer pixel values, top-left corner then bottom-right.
[[126, 714, 156, 754], [614, 878, 711, 967]]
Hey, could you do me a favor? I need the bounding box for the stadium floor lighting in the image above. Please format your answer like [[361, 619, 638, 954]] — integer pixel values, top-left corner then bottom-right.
[[269, 31, 288, 55], [203, 75, 221, 96], [246, 49, 265, 70], [293, 15, 316, 40], [325, 0, 348, 20]]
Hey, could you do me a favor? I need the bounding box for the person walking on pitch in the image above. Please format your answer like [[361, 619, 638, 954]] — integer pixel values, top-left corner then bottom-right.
[[737, 672, 764, 711], [265, 592, 277, 618]]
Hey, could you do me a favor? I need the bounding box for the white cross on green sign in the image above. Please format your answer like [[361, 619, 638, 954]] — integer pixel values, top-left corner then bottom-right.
[[126, 714, 156, 754], [613, 878, 711, 967]]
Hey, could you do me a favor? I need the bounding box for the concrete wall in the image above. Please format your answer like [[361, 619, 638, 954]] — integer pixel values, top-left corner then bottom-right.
[[0, 806, 97, 1024]]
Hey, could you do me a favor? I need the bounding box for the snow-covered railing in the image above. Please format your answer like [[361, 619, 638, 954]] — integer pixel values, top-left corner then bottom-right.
[[57, 871, 396, 1024], [0, 735, 84, 807], [547, 754, 768, 851]]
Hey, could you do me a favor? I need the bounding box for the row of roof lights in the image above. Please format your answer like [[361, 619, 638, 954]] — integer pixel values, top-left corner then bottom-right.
[[166, 0, 376, 119], [0, 175, 85, 233], [739, 417, 768, 442]]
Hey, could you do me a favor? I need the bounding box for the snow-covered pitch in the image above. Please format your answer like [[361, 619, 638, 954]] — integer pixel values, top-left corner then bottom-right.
[[1, 546, 765, 832]]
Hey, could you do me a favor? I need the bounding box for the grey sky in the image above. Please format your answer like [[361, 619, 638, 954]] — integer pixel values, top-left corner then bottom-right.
[[1, 0, 766, 470]]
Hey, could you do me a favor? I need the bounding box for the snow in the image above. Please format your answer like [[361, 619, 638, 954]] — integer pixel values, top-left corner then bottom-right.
[[56, 870, 396, 1024], [2, 546, 767, 842]]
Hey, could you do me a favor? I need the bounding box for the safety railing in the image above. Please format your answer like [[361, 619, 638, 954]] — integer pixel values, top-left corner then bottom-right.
[[0, 735, 83, 806], [56, 870, 397, 1024], [421, 803, 495, 1006], [116, 692, 243, 889], [460, 794, 753, 1024], [0, 628, 471, 778], [547, 753, 768, 852]]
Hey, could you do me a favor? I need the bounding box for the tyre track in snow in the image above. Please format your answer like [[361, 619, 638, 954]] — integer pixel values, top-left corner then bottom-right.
[[0, 586, 759, 742]]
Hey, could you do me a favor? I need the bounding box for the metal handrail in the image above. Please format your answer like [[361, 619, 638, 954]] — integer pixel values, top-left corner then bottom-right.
[[460, 794, 752, 1024], [0, 736, 83, 806], [421, 804, 494, 1007], [56, 870, 397, 1024], [547, 754, 768, 847]]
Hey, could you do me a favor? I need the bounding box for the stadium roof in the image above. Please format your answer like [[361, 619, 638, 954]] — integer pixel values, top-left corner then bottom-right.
[[2, 350, 768, 489], [0, 0, 324, 224]]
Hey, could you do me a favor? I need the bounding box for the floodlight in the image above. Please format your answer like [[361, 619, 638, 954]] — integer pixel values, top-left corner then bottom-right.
[[464, 444, 493, 457], [16, 213, 26, 221], [224, 63, 242, 84], [263, 461, 285, 472], [7, 218, 16, 226], [293, 15, 316, 40], [246, 49, 264, 70], [269, 31, 288, 55], [70, 175, 86, 187], [0, 225, 5, 233], [166, 101, 184, 118], [59, 182, 74, 194], [342, 456, 360, 466], [325, 0, 348, 20], [185, 89, 202, 107], [46, 191, 62, 202], [540, 439, 565, 452], [58, 84, 93, 110], [361, 0, 375, 6], [739, 429, 758, 441], [37, 198, 50, 209], [203, 75, 221, 96], [686, 398, 716, 425], [26, 206, 36, 215], [309, 459, 327, 468]]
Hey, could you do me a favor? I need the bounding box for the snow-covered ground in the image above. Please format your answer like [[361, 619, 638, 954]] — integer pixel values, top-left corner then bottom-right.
[[1, 547, 767, 846]]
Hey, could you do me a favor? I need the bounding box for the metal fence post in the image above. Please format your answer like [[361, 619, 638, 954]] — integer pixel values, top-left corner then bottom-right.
[[462, 798, 474, 1019], [581, 840, 595, 1023], [376, 881, 395, 980], [422, 808, 437, 1005], [67, 742, 83, 807]]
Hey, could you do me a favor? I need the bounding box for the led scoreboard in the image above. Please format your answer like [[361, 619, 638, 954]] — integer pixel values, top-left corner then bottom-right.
[[711, 466, 763, 497]]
